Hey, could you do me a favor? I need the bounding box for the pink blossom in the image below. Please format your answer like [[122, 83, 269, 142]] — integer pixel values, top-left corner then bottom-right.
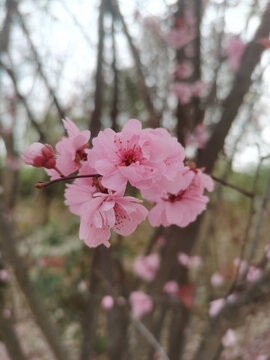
[[209, 298, 226, 317], [189, 255, 202, 269], [227, 37, 246, 71], [46, 118, 90, 179], [177, 252, 202, 269], [247, 266, 262, 283], [178, 252, 190, 267], [88, 119, 185, 192], [101, 295, 114, 310], [192, 81, 208, 98], [222, 329, 236, 348], [163, 280, 179, 296], [174, 61, 193, 79], [148, 167, 213, 228], [129, 291, 153, 318], [264, 243, 270, 261], [171, 82, 193, 105], [211, 272, 225, 287], [156, 235, 166, 247], [65, 180, 148, 248], [0, 270, 9, 282], [77, 281, 87, 293], [166, 28, 195, 50], [256, 355, 268, 360], [233, 258, 248, 278], [185, 123, 209, 150], [6, 156, 21, 171], [2, 309, 11, 319], [78, 192, 148, 248], [226, 294, 237, 304], [133, 253, 160, 282], [21, 142, 56, 169]]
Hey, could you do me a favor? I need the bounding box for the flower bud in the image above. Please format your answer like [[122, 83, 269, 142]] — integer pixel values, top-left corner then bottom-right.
[[21, 143, 56, 169]]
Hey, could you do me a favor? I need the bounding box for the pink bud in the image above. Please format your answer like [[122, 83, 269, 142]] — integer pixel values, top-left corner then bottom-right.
[[209, 298, 226, 317], [163, 280, 179, 296], [211, 272, 225, 287], [222, 329, 236, 348], [0, 270, 9, 282], [101, 295, 114, 310], [21, 142, 56, 169], [129, 291, 153, 319]]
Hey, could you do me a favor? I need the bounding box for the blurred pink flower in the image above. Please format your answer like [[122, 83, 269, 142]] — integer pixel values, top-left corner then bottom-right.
[[166, 28, 195, 49], [6, 156, 21, 171], [192, 81, 208, 98], [163, 280, 179, 296], [247, 266, 262, 283], [185, 123, 209, 150], [174, 61, 193, 79], [178, 252, 190, 267], [77, 281, 87, 293], [133, 253, 160, 282], [101, 295, 114, 310], [177, 252, 202, 269], [211, 272, 225, 287], [227, 37, 246, 71], [171, 82, 193, 105], [209, 298, 226, 317], [0, 270, 9, 282], [129, 291, 153, 318], [222, 329, 237, 348]]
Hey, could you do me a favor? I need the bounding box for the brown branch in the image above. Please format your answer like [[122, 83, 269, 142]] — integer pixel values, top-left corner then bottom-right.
[[0, 310, 27, 360], [34, 174, 100, 189], [0, 0, 16, 54], [89, 0, 106, 137], [211, 175, 253, 198], [110, 15, 119, 132], [197, 2, 270, 172], [16, 10, 66, 121], [109, 0, 160, 128], [0, 58, 45, 141]]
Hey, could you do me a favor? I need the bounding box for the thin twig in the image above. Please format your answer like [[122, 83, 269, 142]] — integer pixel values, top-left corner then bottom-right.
[[211, 175, 253, 198]]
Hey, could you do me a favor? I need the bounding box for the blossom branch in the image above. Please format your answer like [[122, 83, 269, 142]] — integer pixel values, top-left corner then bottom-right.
[[34, 174, 100, 189]]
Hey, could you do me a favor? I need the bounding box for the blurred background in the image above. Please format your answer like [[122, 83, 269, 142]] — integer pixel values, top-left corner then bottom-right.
[[1, 0, 270, 359]]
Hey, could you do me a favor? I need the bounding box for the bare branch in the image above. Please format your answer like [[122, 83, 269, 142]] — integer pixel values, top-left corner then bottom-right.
[[16, 9, 66, 120], [109, 0, 160, 127], [197, 2, 270, 172]]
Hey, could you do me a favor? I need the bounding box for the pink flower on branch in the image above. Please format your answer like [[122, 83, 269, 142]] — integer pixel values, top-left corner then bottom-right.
[[101, 295, 114, 310], [88, 119, 185, 192], [65, 180, 148, 248], [148, 167, 213, 228], [129, 291, 153, 318], [227, 36, 246, 71], [133, 253, 160, 282], [46, 118, 90, 179]]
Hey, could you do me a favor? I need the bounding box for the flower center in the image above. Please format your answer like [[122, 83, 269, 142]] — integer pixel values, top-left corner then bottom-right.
[[164, 189, 186, 203], [114, 136, 144, 167], [75, 144, 89, 164]]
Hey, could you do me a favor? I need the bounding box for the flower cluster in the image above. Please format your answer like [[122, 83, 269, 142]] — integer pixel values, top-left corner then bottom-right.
[[21, 118, 213, 248]]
